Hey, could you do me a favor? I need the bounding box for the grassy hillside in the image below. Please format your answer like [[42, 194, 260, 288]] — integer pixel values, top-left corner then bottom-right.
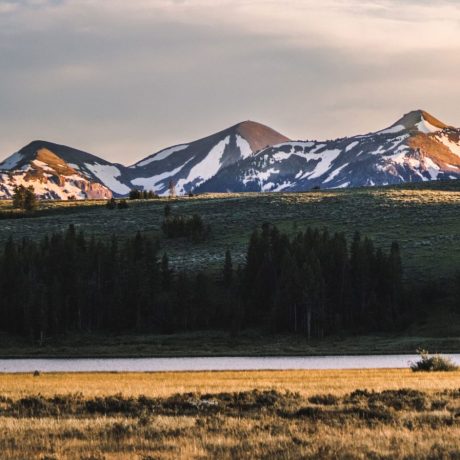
[[1, 330, 459, 358], [2, 182, 460, 280]]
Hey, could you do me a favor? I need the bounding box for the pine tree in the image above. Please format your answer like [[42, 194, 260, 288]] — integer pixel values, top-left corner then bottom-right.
[[12, 185, 37, 211], [106, 198, 116, 209], [24, 186, 37, 211], [161, 253, 172, 291], [223, 250, 233, 288], [388, 241, 403, 323], [174, 271, 192, 330]]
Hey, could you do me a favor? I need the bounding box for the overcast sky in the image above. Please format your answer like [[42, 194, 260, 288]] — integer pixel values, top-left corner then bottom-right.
[[1, 0, 460, 164]]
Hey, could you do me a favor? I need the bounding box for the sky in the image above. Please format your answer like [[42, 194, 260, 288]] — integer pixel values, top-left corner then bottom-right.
[[1, 0, 460, 164]]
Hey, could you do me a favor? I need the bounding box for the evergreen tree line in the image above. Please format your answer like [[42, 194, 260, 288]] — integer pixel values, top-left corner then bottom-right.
[[0, 223, 418, 341], [0, 225, 223, 340], [129, 189, 159, 200], [232, 224, 409, 338]]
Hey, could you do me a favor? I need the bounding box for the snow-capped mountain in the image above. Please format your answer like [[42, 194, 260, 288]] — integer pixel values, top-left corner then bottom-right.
[[1, 110, 460, 200], [0, 141, 117, 199], [196, 110, 460, 192], [0, 122, 288, 199], [0, 139, 142, 199], [128, 120, 290, 195]]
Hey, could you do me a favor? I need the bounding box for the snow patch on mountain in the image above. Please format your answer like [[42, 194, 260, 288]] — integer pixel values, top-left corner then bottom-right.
[[284, 141, 315, 149], [378, 124, 405, 135], [174, 136, 231, 193], [84, 163, 131, 195], [345, 141, 359, 152], [243, 167, 279, 186], [436, 134, 460, 158], [388, 134, 410, 150], [236, 135, 252, 159], [424, 157, 440, 179], [131, 158, 193, 192], [0, 172, 85, 199], [136, 144, 189, 167], [311, 143, 326, 153], [305, 149, 342, 179], [273, 181, 293, 191], [416, 119, 441, 134], [333, 181, 350, 188], [324, 162, 349, 183], [273, 150, 297, 162]]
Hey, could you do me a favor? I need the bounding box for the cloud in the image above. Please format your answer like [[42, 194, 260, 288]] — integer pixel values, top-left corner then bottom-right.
[[1, 0, 460, 162]]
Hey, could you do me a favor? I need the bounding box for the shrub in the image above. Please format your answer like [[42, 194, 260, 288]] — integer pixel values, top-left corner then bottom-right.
[[410, 349, 458, 372], [162, 214, 210, 241], [106, 198, 116, 210], [308, 394, 339, 406], [117, 199, 129, 209]]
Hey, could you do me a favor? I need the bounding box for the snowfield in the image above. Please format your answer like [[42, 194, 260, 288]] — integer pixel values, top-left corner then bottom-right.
[[131, 158, 193, 192], [236, 135, 252, 159], [174, 136, 231, 194], [135, 144, 189, 167], [84, 163, 131, 195], [301, 149, 342, 179]]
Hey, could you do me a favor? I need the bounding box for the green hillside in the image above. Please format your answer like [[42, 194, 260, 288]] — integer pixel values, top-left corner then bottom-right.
[[2, 182, 460, 281]]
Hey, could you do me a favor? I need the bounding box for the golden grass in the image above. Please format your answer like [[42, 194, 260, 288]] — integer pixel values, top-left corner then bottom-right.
[[1, 368, 458, 399], [0, 369, 459, 459]]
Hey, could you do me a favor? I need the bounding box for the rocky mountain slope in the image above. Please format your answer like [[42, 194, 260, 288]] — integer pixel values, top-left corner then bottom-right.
[[0, 121, 288, 199], [1, 110, 459, 199], [0, 142, 117, 199], [197, 110, 460, 192], [128, 120, 290, 195]]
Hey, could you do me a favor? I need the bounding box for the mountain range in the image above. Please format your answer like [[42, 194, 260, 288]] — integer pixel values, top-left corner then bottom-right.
[[1, 110, 459, 199]]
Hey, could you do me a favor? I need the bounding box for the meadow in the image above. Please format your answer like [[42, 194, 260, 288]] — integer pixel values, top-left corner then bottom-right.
[[1, 330, 460, 358], [0, 369, 459, 459], [1, 185, 459, 459], [1, 183, 460, 354], [2, 182, 460, 281]]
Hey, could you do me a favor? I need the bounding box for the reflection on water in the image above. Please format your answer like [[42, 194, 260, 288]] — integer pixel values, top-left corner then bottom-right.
[[0, 354, 459, 373]]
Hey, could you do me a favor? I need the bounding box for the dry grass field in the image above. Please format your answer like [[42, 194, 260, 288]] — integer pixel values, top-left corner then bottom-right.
[[0, 369, 459, 459]]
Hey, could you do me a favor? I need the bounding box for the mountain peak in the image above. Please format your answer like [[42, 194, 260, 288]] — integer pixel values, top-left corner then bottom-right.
[[234, 120, 290, 152], [391, 110, 450, 133]]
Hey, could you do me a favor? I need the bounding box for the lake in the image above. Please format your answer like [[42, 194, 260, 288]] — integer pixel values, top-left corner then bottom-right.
[[0, 354, 459, 372]]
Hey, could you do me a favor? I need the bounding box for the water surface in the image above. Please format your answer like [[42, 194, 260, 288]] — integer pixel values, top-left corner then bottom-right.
[[0, 354, 459, 373]]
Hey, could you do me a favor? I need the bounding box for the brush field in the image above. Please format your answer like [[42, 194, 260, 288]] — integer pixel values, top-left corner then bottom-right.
[[0, 369, 459, 459], [2, 182, 460, 280]]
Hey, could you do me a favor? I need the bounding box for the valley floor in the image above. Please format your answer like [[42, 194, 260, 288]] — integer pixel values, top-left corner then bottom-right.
[[0, 369, 459, 459]]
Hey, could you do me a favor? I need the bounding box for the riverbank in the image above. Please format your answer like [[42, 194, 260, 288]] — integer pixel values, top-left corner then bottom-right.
[[0, 331, 459, 358], [0, 369, 459, 459]]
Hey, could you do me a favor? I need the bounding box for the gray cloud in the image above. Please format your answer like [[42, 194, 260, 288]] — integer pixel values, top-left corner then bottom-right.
[[1, 0, 460, 163]]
